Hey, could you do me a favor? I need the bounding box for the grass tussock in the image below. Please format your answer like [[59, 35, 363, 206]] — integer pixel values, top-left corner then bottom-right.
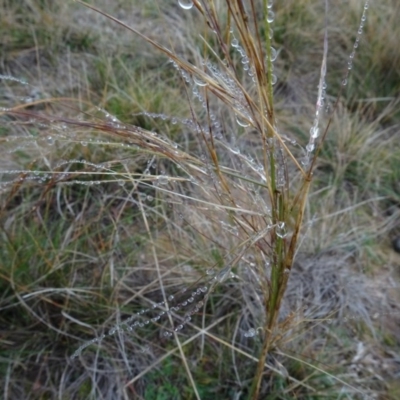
[[1, 0, 400, 399]]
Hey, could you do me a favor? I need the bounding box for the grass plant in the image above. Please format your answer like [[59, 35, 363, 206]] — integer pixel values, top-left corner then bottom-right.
[[1, 0, 400, 399]]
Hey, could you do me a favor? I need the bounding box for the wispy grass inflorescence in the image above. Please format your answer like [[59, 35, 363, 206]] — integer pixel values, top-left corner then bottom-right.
[[3, 0, 398, 398]]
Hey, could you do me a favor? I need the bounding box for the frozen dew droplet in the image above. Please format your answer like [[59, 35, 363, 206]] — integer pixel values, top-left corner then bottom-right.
[[267, 10, 275, 23], [235, 114, 250, 127], [193, 75, 207, 87], [178, 0, 193, 10]]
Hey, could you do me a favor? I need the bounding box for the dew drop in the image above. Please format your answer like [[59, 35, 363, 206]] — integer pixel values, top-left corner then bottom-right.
[[168, 295, 174, 301], [306, 143, 315, 152], [206, 268, 215, 276], [269, 47, 277, 62], [231, 147, 241, 155], [47, 136, 54, 145], [178, 0, 193, 10], [216, 266, 231, 283], [310, 126, 319, 139], [231, 38, 239, 47], [271, 74, 277, 85], [235, 114, 250, 127], [276, 221, 287, 238], [244, 328, 256, 338], [193, 76, 207, 86], [158, 175, 169, 185], [341, 79, 348, 86], [163, 331, 173, 338], [267, 10, 275, 23]]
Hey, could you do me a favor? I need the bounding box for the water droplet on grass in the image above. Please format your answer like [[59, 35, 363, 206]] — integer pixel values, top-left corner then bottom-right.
[[269, 47, 277, 62], [267, 11, 275, 23], [206, 268, 215, 276], [158, 175, 169, 185], [306, 143, 315, 152], [193, 76, 207, 86], [310, 126, 320, 139], [276, 221, 287, 238], [216, 266, 231, 283], [236, 114, 250, 127], [178, 0, 193, 10], [244, 328, 256, 338]]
